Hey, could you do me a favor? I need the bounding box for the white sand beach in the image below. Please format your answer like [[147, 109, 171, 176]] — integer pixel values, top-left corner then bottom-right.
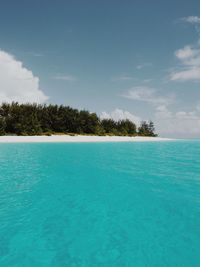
[[0, 135, 173, 143]]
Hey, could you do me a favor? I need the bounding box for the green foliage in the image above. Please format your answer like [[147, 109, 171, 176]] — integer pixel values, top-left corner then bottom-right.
[[100, 119, 137, 136], [101, 119, 118, 134], [0, 117, 6, 135], [117, 120, 137, 135], [0, 102, 157, 137], [138, 121, 157, 137]]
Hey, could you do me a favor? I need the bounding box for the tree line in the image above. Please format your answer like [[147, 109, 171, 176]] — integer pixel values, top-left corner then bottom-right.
[[0, 103, 157, 136]]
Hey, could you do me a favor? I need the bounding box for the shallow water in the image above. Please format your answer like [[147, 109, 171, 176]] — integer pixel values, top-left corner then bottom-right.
[[0, 141, 200, 266]]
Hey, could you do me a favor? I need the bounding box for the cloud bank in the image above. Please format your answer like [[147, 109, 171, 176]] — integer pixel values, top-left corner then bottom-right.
[[170, 45, 200, 81], [155, 105, 200, 138], [182, 16, 200, 24], [170, 16, 200, 82], [100, 108, 141, 126], [0, 50, 48, 103]]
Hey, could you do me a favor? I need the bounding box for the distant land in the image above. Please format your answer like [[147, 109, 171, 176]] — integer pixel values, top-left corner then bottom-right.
[[0, 103, 157, 137]]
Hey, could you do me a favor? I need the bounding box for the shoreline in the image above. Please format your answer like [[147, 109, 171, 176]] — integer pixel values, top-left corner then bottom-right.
[[0, 135, 173, 143]]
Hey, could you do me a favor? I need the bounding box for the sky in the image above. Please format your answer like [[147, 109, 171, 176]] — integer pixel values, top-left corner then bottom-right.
[[0, 0, 200, 138]]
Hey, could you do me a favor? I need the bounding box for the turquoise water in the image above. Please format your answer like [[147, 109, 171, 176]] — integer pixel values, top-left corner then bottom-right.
[[0, 141, 200, 266]]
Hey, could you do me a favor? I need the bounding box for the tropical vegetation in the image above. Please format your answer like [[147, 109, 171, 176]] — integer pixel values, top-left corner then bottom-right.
[[0, 103, 157, 136]]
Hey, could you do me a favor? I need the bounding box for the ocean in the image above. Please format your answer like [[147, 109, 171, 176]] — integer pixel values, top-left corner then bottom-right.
[[0, 141, 200, 266]]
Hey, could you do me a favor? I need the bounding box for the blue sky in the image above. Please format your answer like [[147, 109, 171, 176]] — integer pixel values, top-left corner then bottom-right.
[[0, 0, 200, 137]]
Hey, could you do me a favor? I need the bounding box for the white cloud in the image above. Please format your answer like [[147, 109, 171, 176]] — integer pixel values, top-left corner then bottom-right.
[[170, 16, 200, 82], [182, 16, 200, 24], [0, 50, 48, 103], [122, 86, 173, 105], [155, 105, 200, 137], [170, 67, 200, 81], [100, 108, 141, 125], [170, 45, 200, 81], [155, 105, 172, 118], [53, 75, 76, 81], [175, 45, 200, 63]]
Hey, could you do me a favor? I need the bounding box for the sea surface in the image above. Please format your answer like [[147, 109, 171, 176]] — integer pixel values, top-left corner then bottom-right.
[[0, 141, 200, 267]]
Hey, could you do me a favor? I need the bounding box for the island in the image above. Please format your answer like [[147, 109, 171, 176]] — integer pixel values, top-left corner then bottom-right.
[[0, 103, 158, 137]]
